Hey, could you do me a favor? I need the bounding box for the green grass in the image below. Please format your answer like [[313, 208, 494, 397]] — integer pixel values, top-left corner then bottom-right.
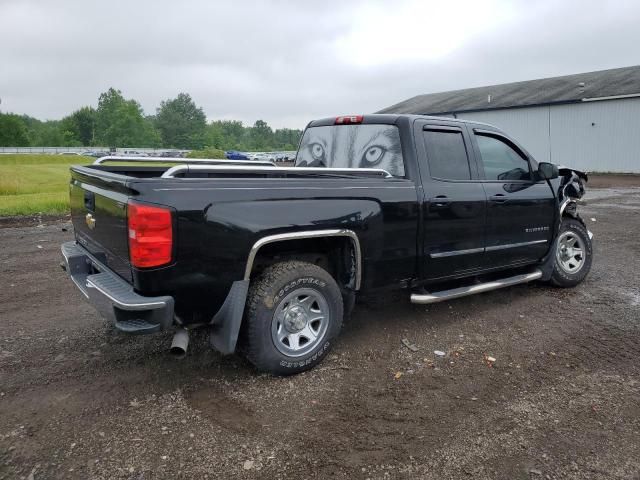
[[0, 154, 288, 216], [0, 154, 90, 216]]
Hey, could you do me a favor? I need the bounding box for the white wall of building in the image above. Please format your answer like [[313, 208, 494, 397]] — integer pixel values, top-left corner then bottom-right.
[[457, 97, 640, 173], [460, 106, 551, 163]]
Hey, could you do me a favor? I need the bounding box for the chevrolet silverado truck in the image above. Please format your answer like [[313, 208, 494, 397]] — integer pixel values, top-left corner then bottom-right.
[[61, 114, 592, 375]]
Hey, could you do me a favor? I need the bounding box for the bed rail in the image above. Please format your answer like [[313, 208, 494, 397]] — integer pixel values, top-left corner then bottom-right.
[[160, 164, 393, 179], [93, 155, 276, 167]]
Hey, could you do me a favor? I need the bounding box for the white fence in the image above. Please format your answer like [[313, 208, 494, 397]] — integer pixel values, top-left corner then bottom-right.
[[0, 147, 297, 158], [0, 147, 184, 155]]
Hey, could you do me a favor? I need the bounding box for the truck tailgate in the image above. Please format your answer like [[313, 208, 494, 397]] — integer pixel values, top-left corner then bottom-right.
[[69, 166, 134, 282]]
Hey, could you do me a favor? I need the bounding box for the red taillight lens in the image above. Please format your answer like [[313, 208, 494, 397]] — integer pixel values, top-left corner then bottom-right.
[[127, 202, 173, 268], [335, 115, 363, 125]]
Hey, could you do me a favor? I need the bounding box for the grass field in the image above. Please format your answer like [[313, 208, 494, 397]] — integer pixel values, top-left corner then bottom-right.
[[0, 154, 186, 216], [0, 154, 89, 216]]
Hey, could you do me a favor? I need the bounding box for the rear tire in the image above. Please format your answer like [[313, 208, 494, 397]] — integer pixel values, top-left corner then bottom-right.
[[550, 218, 593, 287], [243, 261, 343, 375]]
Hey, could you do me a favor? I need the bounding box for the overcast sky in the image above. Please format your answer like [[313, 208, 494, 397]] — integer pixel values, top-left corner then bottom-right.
[[1, 0, 639, 129]]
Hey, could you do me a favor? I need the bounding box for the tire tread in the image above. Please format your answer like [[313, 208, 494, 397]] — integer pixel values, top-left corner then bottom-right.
[[243, 260, 342, 374], [550, 218, 593, 288]]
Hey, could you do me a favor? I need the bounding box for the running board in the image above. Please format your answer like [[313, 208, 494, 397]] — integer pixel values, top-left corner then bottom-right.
[[410, 269, 543, 304]]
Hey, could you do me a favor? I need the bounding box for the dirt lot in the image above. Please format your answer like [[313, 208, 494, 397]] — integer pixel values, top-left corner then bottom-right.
[[1, 186, 640, 480]]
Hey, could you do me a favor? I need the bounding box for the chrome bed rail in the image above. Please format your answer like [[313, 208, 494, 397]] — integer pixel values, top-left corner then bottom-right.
[[93, 155, 276, 167], [160, 164, 393, 179]]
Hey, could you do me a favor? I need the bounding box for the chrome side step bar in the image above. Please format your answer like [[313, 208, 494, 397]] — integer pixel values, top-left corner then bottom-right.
[[410, 269, 543, 304]]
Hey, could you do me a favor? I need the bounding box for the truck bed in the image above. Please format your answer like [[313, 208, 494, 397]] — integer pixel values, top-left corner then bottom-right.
[[68, 159, 419, 323]]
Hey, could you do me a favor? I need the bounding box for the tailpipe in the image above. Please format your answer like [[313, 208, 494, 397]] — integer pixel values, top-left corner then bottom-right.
[[170, 328, 189, 359]]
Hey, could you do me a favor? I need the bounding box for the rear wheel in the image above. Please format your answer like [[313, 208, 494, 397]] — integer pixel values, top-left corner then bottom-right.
[[243, 261, 343, 375], [550, 218, 593, 287]]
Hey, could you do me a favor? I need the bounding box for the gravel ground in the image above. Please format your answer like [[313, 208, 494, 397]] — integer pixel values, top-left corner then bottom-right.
[[1, 186, 639, 480]]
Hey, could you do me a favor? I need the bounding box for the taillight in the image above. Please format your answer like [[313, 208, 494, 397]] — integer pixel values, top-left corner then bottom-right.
[[335, 115, 363, 125], [127, 201, 173, 268]]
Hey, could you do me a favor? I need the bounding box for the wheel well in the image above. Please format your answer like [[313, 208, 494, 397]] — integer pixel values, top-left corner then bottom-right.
[[248, 236, 359, 290], [561, 199, 578, 219]]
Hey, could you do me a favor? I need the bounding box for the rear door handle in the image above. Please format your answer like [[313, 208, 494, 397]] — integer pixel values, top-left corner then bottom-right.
[[489, 194, 508, 203], [430, 195, 450, 208]]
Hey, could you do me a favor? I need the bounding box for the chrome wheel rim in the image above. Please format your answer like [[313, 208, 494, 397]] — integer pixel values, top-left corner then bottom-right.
[[271, 288, 329, 358], [556, 231, 585, 274]]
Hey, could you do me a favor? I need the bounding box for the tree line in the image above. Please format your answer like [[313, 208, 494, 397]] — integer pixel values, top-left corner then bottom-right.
[[0, 88, 302, 151]]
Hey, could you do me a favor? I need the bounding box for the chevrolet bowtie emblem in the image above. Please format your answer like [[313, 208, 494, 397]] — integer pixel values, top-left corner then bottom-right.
[[85, 213, 96, 230]]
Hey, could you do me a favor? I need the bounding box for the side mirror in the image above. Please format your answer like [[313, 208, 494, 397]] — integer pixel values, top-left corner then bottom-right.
[[537, 162, 559, 180]]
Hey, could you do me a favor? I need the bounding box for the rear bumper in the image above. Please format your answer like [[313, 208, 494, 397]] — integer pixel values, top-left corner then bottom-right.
[[61, 241, 174, 334]]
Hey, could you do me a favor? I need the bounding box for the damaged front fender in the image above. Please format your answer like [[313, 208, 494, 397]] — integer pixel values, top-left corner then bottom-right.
[[539, 165, 592, 281], [556, 165, 588, 223]]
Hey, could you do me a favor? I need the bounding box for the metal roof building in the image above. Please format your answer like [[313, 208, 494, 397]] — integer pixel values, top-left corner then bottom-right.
[[378, 66, 640, 173]]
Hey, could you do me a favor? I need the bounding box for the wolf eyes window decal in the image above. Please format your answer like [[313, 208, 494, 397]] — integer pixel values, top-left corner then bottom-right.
[[311, 143, 325, 162], [296, 124, 405, 176]]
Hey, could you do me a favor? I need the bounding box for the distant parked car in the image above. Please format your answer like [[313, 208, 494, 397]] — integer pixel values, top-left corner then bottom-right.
[[123, 150, 149, 157], [159, 151, 180, 158], [58, 151, 83, 156], [225, 150, 250, 160], [249, 152, 276, 162], [81, 150, 110, 158]]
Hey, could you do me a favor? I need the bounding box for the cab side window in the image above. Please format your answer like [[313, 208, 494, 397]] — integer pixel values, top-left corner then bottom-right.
[[423, 129, 472, 181], [475, 134, 532, 181]]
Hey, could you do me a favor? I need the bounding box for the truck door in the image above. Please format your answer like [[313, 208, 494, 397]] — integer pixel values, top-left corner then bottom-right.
[[468, 127, 555, 267], [416, 122, 487, 280]]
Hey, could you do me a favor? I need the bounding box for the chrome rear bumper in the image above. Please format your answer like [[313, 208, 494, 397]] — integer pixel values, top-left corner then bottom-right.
[[61, 241, 174, 334]]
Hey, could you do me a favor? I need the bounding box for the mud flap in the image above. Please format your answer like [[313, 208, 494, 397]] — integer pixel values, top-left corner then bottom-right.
[[539, 236, 559, 282], [209, 280, 249, 355]]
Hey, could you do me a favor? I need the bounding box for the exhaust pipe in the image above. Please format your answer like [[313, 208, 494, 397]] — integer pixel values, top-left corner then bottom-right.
[[170, 328, 189, 359]]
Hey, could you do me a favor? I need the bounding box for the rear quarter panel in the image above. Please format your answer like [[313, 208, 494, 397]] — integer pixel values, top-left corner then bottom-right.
[[131, 176, 419, 319]]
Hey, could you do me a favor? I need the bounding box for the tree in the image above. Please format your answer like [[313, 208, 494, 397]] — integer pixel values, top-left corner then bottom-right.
[[95, 88, 126, 144], [1, 90, 302, 150], [155, 93, 206, 149], [186, 147, 226, 159], [205, 120, 246, 150], [248, 119, 273, 150], [61, 106, 96, 146], [274, 128, 302, 150], [0, 113, 30, 146], [204, 121, 225, 149], [22, 117, 67, 147], [95, 88, 159, 147]]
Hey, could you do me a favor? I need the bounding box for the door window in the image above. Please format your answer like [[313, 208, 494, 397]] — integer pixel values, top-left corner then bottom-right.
[[423, 129, 471, 180], [476, 134, 531, 181]]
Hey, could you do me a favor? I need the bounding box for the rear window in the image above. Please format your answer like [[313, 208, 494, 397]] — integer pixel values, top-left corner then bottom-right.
[[296, 124, 405, 176]]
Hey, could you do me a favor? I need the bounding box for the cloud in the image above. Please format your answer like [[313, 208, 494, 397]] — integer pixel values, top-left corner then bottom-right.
[[0, 0, 638, 128]]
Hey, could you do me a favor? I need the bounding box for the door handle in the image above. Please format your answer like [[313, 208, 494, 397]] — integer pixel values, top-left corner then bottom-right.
[[430, 195, 450, 208], [489, 194, 508, 203]]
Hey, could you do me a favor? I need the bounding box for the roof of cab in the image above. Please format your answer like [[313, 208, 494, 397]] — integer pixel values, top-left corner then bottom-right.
[[307, 113, 477, 127], [306, 113, 493, 129]]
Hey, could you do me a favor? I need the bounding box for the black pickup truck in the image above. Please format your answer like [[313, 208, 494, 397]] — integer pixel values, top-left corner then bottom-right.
[[61, 114, 592, 375]]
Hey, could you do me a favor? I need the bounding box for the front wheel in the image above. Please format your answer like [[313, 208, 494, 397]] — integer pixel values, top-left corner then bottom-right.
[[550, 218, 593, 287], [243, 261, 343, 375]]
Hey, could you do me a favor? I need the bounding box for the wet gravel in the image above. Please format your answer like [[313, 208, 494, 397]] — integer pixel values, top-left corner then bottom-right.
[[1, 186, 639, 479]]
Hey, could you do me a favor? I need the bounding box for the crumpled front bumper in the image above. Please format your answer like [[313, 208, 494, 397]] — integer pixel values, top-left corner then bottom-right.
[[61, 241, 174, 334]]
